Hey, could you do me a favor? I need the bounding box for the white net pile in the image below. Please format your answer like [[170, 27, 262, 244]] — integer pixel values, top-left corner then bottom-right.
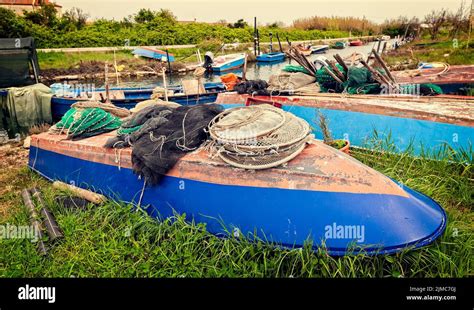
[[208, 105, 313, 169]]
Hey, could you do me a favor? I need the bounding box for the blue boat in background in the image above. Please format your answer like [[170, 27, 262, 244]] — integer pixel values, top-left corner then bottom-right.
[[132, 47, 175, 62], [256, 52, 286, 62], [50, 82, 226, 120], [310, 44, 329, 54], [210, 53, 246, 72]]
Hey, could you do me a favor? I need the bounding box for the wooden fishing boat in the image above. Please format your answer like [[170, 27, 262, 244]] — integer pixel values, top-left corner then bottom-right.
[[50, 82, 226, 120], [29, 131, 446, 255], [216, 93, 474, 157], [296, 44, 312, 56], [132, 47, 175, 62], [211, 53, 246, 72], [256, 52, 286, 62], [310, 44, 329, 54], [349, 40, 363, 46], [392, 64, 474, 95]]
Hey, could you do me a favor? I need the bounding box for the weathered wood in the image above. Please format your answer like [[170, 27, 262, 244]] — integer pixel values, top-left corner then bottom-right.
[[52, 181, 107, 204]]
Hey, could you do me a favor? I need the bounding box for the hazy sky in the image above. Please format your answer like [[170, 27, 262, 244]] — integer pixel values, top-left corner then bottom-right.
[[57, 0, 466, 24]]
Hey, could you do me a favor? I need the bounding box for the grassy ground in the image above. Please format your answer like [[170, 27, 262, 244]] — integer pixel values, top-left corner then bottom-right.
[[0, 138, 472, 278], [384, 36, 474, 68]]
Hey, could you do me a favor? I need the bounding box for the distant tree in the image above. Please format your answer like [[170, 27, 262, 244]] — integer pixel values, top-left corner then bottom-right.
[[23, 3, 58, 28], [229, 19, 248, 28], [216, 19, 227, 26], [424, 9, 447, 39], [134, 8, 155, 23], [61, 7, 89, 29], [0, 7, 26, 37], [156, 9, 177, 23], [447, 1, 470, 38], [267, 21, 284, 28]]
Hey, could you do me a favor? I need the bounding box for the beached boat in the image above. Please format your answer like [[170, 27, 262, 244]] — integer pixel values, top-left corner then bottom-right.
[[51, 82, 226, 120], [211, 53, 246, 72], [310, 44, 329, 54], [393, 64, 474, 95], [216, 93, 474, 157], [349, 40, 363, 46], [132, 47, 175, 62], [256, 52, 286, 62], [29, 131, 446, 255]]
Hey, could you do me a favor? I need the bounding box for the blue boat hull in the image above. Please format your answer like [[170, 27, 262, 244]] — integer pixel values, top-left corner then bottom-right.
[[256, 52, 286, 62], [212, 57, 245, 72]]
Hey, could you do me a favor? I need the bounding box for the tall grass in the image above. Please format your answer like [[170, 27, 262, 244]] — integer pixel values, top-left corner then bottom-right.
[[292, 16, 379, 34], [0, 139, 472, 278]]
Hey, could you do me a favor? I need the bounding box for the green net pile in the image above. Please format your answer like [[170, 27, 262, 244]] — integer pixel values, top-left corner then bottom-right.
[[282, 65, 311, 75], [55, 107, 122, 140], [316, 65, 381, 94]]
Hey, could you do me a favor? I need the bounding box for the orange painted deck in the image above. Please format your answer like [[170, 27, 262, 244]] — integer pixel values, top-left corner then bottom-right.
[[31, 132, 408, 197]]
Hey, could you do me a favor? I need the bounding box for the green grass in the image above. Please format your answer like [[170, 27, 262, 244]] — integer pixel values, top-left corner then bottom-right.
[[384, 37, 474, 66], [38, 50, 140, 70], [37, 45, 248, 71], [0, 140, 472, 278]]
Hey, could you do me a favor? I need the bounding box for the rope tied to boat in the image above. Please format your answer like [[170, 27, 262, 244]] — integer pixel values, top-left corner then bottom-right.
[[208, 105, 313, 170]]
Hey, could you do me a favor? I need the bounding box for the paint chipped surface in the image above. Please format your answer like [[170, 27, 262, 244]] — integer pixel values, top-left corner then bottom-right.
[[216, 92, 474, 127], [31, 132, 409, 197]]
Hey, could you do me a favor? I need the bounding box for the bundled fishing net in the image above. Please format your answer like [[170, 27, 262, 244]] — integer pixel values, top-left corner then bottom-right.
[[105, 105, 177, 148], [50, 107, 122, 140], [209, 105, 313, 170], [131, 104, 224, 185], [234, 80, 269, 95]]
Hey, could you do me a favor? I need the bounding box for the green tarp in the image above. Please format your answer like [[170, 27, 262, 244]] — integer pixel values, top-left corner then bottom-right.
[[0, 83, 52, 137]]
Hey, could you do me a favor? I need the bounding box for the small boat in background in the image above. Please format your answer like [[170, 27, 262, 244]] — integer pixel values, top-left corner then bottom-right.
[[210, 53, 246, 72], [256, 52, 286, 62], [132, 47, 175, 62], [310, 44, 329, 54], [349, 40, 363, 46], [296, 44, 312, 56], [333, 41, 347, 49]]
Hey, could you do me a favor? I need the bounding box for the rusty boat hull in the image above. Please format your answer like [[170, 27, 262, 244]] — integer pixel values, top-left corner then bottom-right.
[[29, 132, 447, 255], [216, 93, 474, 157]]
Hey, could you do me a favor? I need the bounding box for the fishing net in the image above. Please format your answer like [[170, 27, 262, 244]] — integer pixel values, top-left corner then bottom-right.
[[282, 65, 311, 75], [51, 107, 122, 140], [209, 105, 313, 170], [268, 72, 316, 93], [209, 106, 286, 143], [105, 105, 176, 148], [234, 80, 269, 95], [131, 104, 224, 185]]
